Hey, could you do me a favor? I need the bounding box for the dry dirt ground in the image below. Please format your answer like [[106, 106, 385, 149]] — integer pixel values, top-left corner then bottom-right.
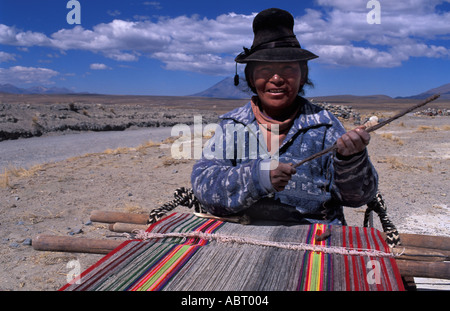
[[0, 109, 449, 291]]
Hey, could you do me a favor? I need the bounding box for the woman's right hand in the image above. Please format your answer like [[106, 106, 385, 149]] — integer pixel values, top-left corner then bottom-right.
[[270, 162, 296, 192]]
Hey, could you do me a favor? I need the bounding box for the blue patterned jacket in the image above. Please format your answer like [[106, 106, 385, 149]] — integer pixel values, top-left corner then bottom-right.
[[191, 97, 378, 224]]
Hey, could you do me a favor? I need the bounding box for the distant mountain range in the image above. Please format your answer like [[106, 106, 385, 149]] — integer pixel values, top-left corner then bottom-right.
[[1, 80, 449, 100], [395, 83, 450, 100], [190, 78, 450, 101], [0, 84, 74, 95]]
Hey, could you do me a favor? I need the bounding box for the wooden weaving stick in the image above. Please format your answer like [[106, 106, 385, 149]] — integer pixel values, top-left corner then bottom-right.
[[293, 94, 440, 168]]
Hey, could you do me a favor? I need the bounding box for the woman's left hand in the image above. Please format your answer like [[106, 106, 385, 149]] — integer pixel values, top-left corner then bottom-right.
[[336, 126, 370, 157]]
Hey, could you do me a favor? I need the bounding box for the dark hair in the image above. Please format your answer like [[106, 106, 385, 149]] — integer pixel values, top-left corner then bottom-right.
[[244, 61, 314, 95]]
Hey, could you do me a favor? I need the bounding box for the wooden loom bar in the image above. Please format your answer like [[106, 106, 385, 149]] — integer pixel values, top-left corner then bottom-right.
[[32, 235, 122, 254], [391, 245, 450, 262], [90, 210, 149, 225], [108, 222, 149, 233], [382, 232, 450, 251], [396, 260, 450, 279]]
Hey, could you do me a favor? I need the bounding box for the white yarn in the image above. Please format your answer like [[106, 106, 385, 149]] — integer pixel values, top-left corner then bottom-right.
[[133, 230, 397, 258]]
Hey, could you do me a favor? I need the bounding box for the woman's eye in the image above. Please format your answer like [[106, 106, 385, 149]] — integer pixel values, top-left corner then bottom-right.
[[282, 67, 296, 75], [256, 68, 272, 77]]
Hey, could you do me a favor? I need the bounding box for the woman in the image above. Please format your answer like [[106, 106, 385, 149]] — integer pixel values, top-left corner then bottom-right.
[[191, 8, 378, 224]]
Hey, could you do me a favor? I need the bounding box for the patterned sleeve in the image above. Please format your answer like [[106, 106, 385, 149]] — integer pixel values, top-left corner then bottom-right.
[[322, 113, 379, 207], [330, 149, 379, 207], [190, 122, 271, 216]]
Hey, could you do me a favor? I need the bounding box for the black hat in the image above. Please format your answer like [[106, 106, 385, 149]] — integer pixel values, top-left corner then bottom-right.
[[235, 8, 318, 63]]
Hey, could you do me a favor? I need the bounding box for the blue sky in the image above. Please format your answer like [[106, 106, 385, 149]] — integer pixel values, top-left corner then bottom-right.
[[0, 0, 449, 97]]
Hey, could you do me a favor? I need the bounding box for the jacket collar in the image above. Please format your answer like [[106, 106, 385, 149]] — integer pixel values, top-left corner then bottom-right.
[[220, 96, 335, 131]]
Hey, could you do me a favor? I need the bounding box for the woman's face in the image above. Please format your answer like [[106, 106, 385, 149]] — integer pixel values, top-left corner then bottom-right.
[[251, 62, 302, 119]]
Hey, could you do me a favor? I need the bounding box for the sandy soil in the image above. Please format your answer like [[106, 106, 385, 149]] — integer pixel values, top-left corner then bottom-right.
[[0, 107, 449, 291]]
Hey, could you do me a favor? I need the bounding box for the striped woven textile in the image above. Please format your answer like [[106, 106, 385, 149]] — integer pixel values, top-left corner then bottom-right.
[[60, 213, 404, 291]]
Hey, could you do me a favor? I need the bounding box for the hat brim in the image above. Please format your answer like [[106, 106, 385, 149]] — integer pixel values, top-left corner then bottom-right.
[[235, 47, 318, 63], [235, 47, 319, 64]]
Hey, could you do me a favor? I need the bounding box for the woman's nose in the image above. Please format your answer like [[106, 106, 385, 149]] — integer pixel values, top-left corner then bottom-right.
[[270, 73, 283, 83]]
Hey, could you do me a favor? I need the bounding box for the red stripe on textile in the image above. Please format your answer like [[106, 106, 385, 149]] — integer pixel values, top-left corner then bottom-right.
[[363, 227, 383, 291], [376, 229, 404, 291], [370, 227, 393, 291], [348, 227, 360, 291], [355, 227, 369, 291], [326, 225, 333, 291], [320, 243, 325, 291], [389, 257, 405, 291], [341, 225, 351, 291], [306, 223, 318, 291]]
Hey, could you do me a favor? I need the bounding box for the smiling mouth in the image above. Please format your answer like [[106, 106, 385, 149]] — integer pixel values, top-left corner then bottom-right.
[[267, 89, 286, 94]]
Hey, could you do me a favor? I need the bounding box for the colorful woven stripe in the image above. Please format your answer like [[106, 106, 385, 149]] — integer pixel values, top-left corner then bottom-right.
[[296, 223, 403, 291], [298, 224, 332, 291], [60, 213, 224, 291], [127, 215, 223, 291], [60, 213, 404, 291]]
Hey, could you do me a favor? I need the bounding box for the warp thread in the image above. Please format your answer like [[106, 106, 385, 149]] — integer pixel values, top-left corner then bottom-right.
[[132, 230, 399, 258]]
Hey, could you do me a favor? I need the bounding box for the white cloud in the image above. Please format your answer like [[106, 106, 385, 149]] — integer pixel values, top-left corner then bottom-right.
[[0, 1, 448, 74], [0, 66, 59, 85], [90, 63, 111, 70], [295, 0, 450, 67], [316, 0, 446, 13], [0, 24, 51, 47], [0, 51, 16, 63], [44, 13, 253, 74]]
